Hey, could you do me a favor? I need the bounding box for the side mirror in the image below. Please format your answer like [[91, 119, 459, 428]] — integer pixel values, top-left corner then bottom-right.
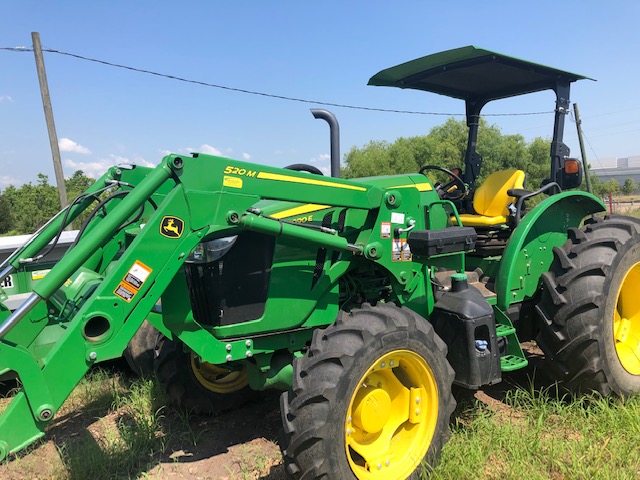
[[560, 158, 583, 189]]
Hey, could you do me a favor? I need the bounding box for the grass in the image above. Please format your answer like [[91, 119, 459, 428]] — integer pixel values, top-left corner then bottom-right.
[[232, 444, 277, 479], [625, 207, 640, 219], [170, 406, 206, 449], [428, 386, 640, 479], [55, 372, 167, 480], [5, 367, 640, 479], [0, 368, 168, 480]]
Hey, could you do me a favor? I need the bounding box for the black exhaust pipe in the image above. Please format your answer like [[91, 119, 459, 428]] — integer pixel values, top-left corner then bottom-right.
[[310, 109, 340, 178]]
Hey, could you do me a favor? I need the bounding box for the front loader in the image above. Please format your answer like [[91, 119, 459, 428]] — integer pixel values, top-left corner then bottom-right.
[[1, 46, 639, 479]]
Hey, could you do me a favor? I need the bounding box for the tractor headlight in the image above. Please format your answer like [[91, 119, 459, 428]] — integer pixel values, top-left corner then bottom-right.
[[186, 236, 238, 264]]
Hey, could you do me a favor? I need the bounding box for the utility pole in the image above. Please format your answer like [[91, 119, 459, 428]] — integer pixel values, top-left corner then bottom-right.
[[573, 103, 592, 194], [32, 32, 69, 213]]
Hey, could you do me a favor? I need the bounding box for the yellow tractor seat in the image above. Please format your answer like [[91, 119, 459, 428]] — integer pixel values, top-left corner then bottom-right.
[[456, 169, 526, 227]]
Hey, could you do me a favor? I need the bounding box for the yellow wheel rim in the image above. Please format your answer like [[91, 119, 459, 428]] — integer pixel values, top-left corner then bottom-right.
[[345, 350, 439, 479], [190, 355, 249, 394], [614, 261, 640, 375]]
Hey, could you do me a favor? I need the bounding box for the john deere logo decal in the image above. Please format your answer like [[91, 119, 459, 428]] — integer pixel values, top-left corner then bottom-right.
[[160, 216, 184, 238]]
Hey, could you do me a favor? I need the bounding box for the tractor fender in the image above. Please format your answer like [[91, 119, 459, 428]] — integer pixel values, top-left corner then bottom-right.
[[495, 191, 605, 310]]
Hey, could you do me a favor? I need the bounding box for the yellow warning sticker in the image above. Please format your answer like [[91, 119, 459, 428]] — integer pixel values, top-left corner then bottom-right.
[[31, 269, 51, 280], [114, 261, 153, 302], [114, 282, 136, 302], [223, 176, 243, 189], [123, 260, 152, 290], [392, 239, 412, 262]]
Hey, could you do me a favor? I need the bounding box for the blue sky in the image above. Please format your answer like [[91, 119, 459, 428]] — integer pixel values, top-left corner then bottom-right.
[[1, 1, 639, 188]]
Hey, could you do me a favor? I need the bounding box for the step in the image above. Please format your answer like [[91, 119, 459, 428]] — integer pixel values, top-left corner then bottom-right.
[[496, 324, 516, 337], [469, 280, 496, 299], [500, 354, 528, 372], [432, 269, 496, 299]]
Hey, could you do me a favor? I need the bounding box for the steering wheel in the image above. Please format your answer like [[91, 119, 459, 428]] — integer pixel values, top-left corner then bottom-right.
[[418, 165, 467, 200], [285, 163, 324, 175]]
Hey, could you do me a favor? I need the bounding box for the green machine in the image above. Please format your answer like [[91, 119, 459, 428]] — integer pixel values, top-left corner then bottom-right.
[[1, 46, 639, 479]]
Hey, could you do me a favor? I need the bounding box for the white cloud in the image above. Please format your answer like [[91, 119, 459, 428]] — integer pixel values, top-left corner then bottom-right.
[[182, 144, 233, 157], [179, 145, 246, 158], [0, 96, 13, 103], [0, 175, 21, 188], [197, 144, 223, 156], [139, 159, 156, 168], [59, 138, 91, 154], [64, 154, 155, 178], [309, 153, 331, 164], [111, 154, 155, 169], [316, 154, 330, 163], [307, 154, 333, 175], [64, 158, 113, 178]]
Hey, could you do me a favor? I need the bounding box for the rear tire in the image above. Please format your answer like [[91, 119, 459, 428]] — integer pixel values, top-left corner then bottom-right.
[[124, 320, 158, 377], [280, 303, 455, 479], [154, 334, 256, 414], [536, 215, 640, 396]]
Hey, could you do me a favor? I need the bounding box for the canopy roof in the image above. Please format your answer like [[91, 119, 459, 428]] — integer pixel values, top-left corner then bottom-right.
[[368, 46, 592, 103]]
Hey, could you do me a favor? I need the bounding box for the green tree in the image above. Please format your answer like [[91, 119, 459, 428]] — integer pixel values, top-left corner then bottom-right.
[[341, 140, 415, 178], [0, 192, 14, 234], [3, 174, 59, 234], [606, 178, 621, 195], [342, 118, 551, 190], [589, 174, 607, 197], [523, 137, 552, 190], [622, 178, 636, 196], [65, 170, 94, 201], [1, 171, 95, 235]]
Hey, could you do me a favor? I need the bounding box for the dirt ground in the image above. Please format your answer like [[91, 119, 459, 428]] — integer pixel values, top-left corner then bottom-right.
[[0, 367, 288, 480], [143, 391, 287, 480], [0, 344, 547, 480]]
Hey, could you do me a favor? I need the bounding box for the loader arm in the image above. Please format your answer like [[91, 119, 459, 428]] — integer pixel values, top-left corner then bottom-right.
[[0, 153, 407, 459]]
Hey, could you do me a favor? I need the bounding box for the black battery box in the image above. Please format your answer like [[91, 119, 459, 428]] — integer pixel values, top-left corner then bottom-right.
[[408, 227, 477, 257]]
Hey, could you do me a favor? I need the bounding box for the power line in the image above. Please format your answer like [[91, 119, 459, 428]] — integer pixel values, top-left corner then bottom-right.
[[2, 46, 554, 117], [581, 129, 607, 172]]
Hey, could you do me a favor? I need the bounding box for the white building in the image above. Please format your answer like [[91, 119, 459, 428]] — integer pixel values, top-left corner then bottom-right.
[[591, 156, 640, 185]]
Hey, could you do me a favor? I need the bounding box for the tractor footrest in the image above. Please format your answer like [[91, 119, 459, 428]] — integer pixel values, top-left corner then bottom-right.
[[496, 324, 516, 337], [500, 354, 528, 371]]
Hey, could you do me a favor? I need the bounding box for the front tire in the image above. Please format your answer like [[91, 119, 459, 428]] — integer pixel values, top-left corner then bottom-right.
[[536, 215, 640, 396], [280, 303, 455, 479], [124, 320, 158, 377], [154, 335, 255, 414]]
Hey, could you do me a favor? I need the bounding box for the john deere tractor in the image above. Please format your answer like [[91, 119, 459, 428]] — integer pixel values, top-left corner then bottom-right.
[[1, 46, 638, 479]]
